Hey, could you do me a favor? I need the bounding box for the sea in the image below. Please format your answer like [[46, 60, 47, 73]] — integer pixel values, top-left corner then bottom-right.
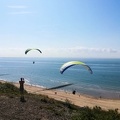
[[0, 57, 120, 99]]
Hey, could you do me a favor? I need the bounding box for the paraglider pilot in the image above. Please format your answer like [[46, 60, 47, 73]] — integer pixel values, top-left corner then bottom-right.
[[72, 90, 76, 95], [19, 78, 25, 102]]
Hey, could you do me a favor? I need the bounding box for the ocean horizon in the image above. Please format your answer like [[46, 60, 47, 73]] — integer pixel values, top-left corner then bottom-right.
[[0, 57, 120, 99]]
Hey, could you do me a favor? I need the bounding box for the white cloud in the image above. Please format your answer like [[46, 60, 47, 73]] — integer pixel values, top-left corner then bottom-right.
[[0, 47, 119, 58], [8, 5, 32, 15], [42, 47, 118, 53], [40, 47, 119, 58], [67, 47, 118, 53]]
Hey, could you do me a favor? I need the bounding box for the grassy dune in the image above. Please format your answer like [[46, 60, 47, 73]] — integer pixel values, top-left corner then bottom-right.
[[0, 82, 120, 120]]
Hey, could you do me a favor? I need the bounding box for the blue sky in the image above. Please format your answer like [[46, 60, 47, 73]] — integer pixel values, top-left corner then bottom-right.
[[0, 0, 120, 58]]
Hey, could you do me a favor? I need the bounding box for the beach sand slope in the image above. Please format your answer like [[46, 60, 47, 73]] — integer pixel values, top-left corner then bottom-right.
[[12, 82, 120, 112]]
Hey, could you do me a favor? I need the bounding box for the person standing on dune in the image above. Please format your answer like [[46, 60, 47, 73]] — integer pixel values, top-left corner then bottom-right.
[[19, 78, 25, 102]]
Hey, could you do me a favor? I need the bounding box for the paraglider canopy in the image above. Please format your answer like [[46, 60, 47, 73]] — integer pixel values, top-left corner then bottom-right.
[[25, 48, 42, 64], [60, 61, 93, 74], [25, 48, 42, 54]]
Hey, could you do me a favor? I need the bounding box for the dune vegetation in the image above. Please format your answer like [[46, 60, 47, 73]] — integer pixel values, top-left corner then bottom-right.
[[0, 82, 120, 120]]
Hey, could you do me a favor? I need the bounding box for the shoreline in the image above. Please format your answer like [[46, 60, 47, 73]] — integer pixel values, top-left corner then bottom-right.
[[14, 82, 120, 100], [1, 80, 120, 112]]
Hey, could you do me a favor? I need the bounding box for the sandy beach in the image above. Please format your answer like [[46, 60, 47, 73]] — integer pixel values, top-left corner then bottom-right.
[[8, 81, 119, 113]]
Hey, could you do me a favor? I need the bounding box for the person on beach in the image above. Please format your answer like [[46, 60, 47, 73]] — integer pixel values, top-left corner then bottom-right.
[[19, 78, 25, 102], [72, 90, 76, 95]]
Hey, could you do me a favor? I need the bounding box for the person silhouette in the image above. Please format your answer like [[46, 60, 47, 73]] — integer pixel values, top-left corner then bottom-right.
[[72, 90, 76, 95], [19, 78, 25, 102]]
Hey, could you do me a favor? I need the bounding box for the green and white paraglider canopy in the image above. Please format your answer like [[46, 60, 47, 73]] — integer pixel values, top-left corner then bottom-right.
[[60, 61, 93, 74]]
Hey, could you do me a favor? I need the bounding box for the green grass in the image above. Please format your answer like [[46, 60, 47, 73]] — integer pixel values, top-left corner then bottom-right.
[[0, 82, 27, 97]]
